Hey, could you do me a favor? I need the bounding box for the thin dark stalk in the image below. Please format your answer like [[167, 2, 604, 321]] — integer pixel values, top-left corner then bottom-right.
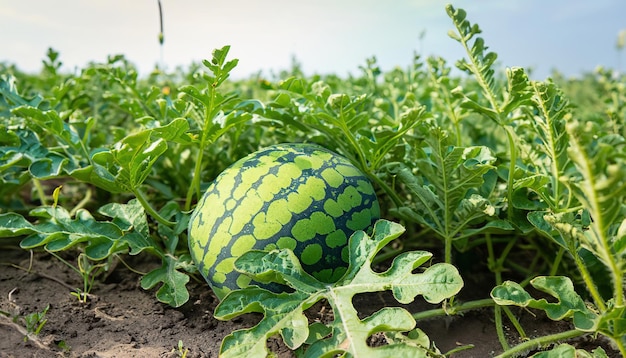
[[158, 0, 164, 45], [158, 0, 164, 67]]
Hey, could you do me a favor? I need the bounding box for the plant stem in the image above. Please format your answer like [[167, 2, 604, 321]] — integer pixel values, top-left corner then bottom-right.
[[503, 126, 517, 222], [133, 188, 176, 227], [32, 179, 48, 206], [486, 234, 523, 350], [502, 306, 526, 339], [185, 84, 218, 212], [444, 234, 452, 266], [186, 146, 205, 211], [411, 298, 494, 321], [495, 329, 586, 358], [494, 305, 509, 350], [48, 251, 82, 278], [572, 251, 607, 312], [614, 337, 626, 358], [338, 108, 369, 173], [549, 247, 564, 276], [368, 171, 403, 208], [69, 188, 92, 216]]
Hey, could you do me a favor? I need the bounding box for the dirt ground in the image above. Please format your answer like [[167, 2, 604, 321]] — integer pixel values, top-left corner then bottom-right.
[[0, 243, 620, 358]]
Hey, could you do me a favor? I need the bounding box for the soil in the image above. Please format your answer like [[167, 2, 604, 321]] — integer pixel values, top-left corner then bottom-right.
[[0, 243, 620, 358]]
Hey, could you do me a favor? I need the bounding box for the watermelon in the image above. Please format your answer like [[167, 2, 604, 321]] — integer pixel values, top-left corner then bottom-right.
[[188, 143, 380, 299]]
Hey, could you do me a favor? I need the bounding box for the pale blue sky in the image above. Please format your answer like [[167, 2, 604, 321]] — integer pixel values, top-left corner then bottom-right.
[[1, 1, 625, 79]]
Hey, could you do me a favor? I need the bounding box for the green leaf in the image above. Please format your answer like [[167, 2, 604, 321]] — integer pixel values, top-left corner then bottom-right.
[[0, 207, 127, 260], [491, 276, 597, 331], [447, 4, 532, 128], [305, 307, 424, 358], [383, 328, 441, 355], [81, 118, 189, 192], [202, 45, 238, 87], [446, 5, 499, 118], [568, 125, 625, 228], [29, 153, 69, 179], [0, 129, 73, 184], [566, 122, 626, 274], [501, 67, 533, 114], [426, 56, 466, 139], [527, 211, 581, 252], [70, 162, 123, 193], [0, 127, 20, 146], [0, 212, 37, 237], [214, 220, 463, 357], [595, 305, 626, 342], [98, 199, 148, 236], [96, 199, 161, 255], [514, 80, 572, 212], [12, 106, 84, 156], [303, 322, 332, 345], [531, 344, 608, 358], [140, 255, 190, 307], [112, 121, 183, 188], [1, 74, 45, 108], [512, 174, 551, 210], [391, 126, 498, 242]]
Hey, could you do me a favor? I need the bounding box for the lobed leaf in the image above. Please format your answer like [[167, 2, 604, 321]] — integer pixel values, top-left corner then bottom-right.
[[491, 276, 597, 331], [98, 199, 149, 237], [0, 129, 73, 192], [391, 126, 500, 243], [97, 199, 164, 256], [515, 80, 572, 215], [501, 67, 533, 114], [0, 207, 128, 260], [80, 118, 190, 192], [531, 344, 608, 358], [564, 121, 626, 305], [383, 328, 441, 355], [141, 255, 190, 308], [214, 220, 463, 357]]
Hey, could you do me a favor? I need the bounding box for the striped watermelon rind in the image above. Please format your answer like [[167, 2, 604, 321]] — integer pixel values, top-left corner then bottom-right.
[[188, 143, 380, 299]]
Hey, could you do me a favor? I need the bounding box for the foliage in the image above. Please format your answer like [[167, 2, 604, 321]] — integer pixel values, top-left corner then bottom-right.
[[1, 3, 625, 356], [215, 220, 462, 357], [22, 304, 50, 339]]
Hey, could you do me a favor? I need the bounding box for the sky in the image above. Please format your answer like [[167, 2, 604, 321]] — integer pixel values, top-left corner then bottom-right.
[[1, 0, 625, 80]]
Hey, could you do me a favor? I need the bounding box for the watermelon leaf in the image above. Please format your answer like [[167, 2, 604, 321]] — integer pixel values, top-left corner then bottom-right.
[[531, 344, 608, 358], [0, 206, 127, 260], [140, 255, 190, 308], [491, 276, 597, 331], [522, 80, 572, 211], [389, 125, 504, 261], [90, 117, 189, 192], [214, 220, 463, 358], [98, 198, 149, 237]]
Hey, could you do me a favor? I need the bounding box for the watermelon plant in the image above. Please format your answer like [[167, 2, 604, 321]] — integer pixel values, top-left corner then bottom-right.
[[215, 220, 462, 357], [0, 3, 624, 357]]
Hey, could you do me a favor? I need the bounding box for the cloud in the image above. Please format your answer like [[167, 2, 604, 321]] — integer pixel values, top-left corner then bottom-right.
[[0, 4, 58, 29]]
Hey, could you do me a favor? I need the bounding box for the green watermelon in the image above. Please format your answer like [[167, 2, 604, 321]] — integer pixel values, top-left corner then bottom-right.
[[188, 143, 380, 299]]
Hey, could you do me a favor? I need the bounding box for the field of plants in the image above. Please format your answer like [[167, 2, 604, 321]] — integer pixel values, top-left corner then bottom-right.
[[1, 5, 625, 358]]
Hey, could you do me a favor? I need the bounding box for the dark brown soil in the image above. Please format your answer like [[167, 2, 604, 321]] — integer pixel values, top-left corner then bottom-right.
[[0, 245, 619, 357]]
